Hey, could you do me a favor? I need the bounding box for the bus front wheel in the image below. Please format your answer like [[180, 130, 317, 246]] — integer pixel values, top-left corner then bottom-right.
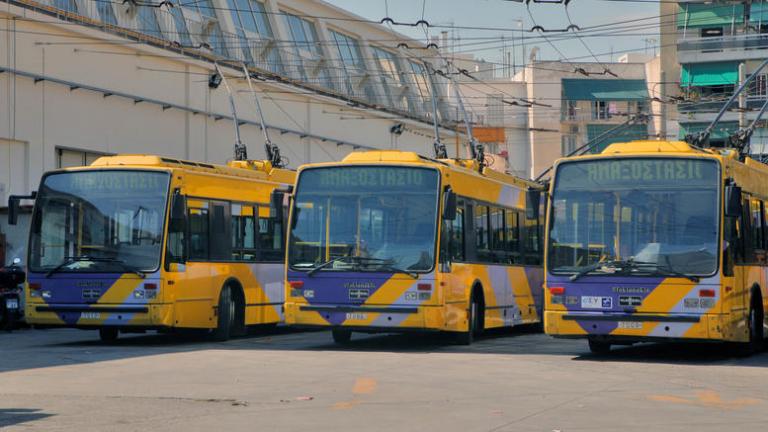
[[588, 339, 611, 354], [332, 329, 352, 344], [211, 285, 234, 342], [746, 299, 764, 354], [456, 295, 480, 345], [99, 327, 119, 343]]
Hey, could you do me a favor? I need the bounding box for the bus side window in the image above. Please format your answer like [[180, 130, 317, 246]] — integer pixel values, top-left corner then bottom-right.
[[209, 201, 232, 261], [446, 205, 465, 262], [231, 204, 257, 261], [505, 210, 521, 264], [166, 199, 186, 266], [475, 205, 490, 262], [189, 207, 209, 260], [751, 199, 764, 254], [740, 197, 753, 263], [524, 214, 542, 266], [762, 200, 768, 251], [490, 207, 505, 263], [258, 205, 284, 262], [724, 215, 736, 276]]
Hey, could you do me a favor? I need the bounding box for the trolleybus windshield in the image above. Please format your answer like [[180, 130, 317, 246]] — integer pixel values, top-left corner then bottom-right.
[[289, 166, 440, 273], [548, 158, 719, 277], [29, 170, 171, 274]]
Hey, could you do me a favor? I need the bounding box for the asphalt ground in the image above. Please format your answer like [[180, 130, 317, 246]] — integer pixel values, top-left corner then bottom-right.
[[1, 326, 768, 431]]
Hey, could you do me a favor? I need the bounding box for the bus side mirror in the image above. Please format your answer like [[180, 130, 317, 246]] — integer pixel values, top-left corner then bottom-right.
[[170, 191, 186, 224], [7, 192, 37, 225], [271, 190, 286, 221], [725, 184, 742, 218], [442, 187, 457, 220], [526, 189, 541, 220]]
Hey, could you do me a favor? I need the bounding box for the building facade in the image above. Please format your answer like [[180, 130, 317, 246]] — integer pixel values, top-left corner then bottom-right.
[[662, 1, 768, 150], [0, 0, 466, 264], [521, 59, 656, 179]]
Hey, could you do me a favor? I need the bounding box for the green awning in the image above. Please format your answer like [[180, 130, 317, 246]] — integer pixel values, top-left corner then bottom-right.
[[680, 62, 738, 87], [586, 123, 649, 154], [678, 122, 739, 140], [750, 2, 768, 23], [677, 3, 744, 28], [562, 79, 648, 101]]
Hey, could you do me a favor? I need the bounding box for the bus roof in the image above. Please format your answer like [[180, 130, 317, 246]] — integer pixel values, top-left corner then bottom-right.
[[60, 154, 295, 184], [600, 140, 698, 155], [308, 150, 543, 191]]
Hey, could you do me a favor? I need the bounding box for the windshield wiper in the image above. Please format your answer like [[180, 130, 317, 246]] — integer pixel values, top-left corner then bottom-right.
[[306, 256, 359, 277], [45, 256, 145, 278], [46, 256, 93, 278], [306, 256, 414, 277], [569, 258, 652, 282], [634, 260, 700, 283]]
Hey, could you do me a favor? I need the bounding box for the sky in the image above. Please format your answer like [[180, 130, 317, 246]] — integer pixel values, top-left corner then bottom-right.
[[324, 0, 660, 72]]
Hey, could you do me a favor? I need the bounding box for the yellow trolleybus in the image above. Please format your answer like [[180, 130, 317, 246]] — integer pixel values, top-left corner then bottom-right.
[[11, 155, 294, 341], [544, 140, 768, 353], [284, 150, 545, 344]]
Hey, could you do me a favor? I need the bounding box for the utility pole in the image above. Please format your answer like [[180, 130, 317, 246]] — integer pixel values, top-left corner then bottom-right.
[[660, 71, 667, 139], [739, 62, 747, 129]]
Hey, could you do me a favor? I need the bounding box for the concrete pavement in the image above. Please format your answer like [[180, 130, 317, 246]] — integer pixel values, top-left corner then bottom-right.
[[1, 327, 767, 431]]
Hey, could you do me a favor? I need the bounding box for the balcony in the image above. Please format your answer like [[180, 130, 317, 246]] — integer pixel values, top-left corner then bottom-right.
[[678, 33, 768, 63]]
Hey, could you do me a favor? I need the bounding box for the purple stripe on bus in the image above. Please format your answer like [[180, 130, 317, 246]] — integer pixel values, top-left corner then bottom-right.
[[287, 270, 395, 325], [547, 274, 666, 335], [28, 272, 134, 325]]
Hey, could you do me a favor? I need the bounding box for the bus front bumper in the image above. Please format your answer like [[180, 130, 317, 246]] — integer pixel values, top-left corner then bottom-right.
[[284, 302, 457, 331], [544, 310, 738, 342], [25, 302, 175, 328]]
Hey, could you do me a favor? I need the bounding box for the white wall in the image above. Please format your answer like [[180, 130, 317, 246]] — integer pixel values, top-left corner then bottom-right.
[[0, 3, 448, 263]]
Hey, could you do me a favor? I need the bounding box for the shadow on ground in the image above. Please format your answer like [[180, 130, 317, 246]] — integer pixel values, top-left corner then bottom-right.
[[2, 324, 768, 373], [0, 408, 54, 428]]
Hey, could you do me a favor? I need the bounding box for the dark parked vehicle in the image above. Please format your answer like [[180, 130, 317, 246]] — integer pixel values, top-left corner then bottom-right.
[[0, 258, 25, 330]]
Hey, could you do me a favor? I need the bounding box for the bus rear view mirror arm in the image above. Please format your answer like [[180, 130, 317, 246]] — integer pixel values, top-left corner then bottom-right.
[[725, 183, 742, 218], [442, 187, 457, 220], [7, 192, 37, 225], [170, 190, 186, 222], [526, 188, 541, 220]]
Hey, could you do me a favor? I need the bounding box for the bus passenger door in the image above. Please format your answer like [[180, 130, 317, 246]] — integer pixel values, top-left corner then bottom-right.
[[726, 196, 751, 338], [169, 199, 214, 328], [440, 200, 470, 330]]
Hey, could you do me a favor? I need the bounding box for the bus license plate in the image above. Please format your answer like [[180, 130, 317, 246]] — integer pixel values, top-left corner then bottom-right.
[[81, 312, 101, 319], [5, 299, 18, 310], [345, 313, 367, 321], [617, 321, 643, 329], [581, 296, 612, 309]]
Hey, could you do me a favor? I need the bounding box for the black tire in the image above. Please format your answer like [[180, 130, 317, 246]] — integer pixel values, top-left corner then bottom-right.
[[211, 285, 234, 342], [332, 329, 352, 344], [746, 298, 764, 354], [99, 327, 119, 343], [588, 339, 611, 354], [456, 294, 480, 345]]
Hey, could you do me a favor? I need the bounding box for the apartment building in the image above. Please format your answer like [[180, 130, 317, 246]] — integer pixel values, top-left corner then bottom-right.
[[662, 1, 768, 150]]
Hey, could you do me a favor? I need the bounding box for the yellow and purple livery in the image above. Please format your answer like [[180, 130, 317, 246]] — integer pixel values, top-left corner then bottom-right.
[[23, 155, 294, 341], [284, 150, 545, 344], [545, 140, 768, 353]]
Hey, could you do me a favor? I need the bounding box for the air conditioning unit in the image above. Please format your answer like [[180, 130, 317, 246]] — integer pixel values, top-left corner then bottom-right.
[[187, 16, 217, 47], [250, 39, 276, 60], [118, 1, 138, 20], [394, 84, 409, 99], [350, 71, 371, 90], [304, 57, 327, 78]]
